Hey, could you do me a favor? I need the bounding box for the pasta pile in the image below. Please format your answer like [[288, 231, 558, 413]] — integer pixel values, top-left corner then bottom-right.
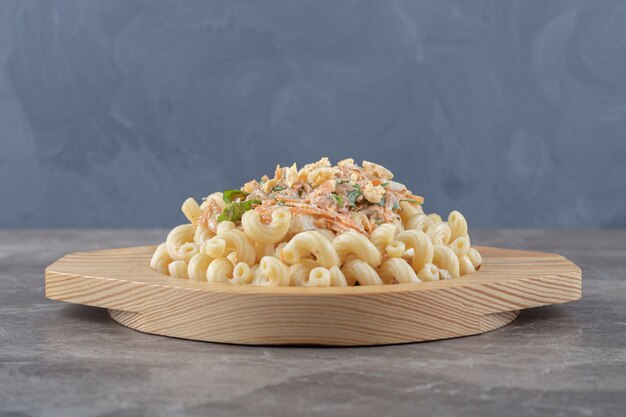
[[151, 158, 482, 287]]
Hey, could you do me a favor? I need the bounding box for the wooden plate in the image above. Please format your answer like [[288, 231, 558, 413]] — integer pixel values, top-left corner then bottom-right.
[[45, 245, 581, 346]]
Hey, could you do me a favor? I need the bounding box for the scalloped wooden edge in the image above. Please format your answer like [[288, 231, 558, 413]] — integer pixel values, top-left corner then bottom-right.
[[45, 245, 581, 346]]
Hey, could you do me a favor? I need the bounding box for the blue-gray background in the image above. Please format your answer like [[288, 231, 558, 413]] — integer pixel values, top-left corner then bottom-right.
[[1, 0, 625, 228]]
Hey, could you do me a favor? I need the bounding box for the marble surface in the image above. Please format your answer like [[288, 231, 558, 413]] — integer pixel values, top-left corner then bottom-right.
[[1, 229, 625, 417]]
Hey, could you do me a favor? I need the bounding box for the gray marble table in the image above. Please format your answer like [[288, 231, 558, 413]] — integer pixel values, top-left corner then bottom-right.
[[1, 229, 625, 417]]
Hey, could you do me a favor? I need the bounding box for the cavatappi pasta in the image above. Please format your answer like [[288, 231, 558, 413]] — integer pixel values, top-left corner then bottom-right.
[[151, 158, 482, 286]]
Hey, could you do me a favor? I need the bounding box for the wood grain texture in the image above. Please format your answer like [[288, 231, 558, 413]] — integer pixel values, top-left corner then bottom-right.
[[44, 245, 581, 346]]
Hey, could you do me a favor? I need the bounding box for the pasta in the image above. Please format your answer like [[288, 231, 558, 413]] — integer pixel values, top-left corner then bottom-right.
[[151, 158, 482, 286], [242, 207, 291, 244], [332, 231, 382, 267], [168, 260, 188, 279], [282, 230, 339, 268], [187, 252, 212, 281]]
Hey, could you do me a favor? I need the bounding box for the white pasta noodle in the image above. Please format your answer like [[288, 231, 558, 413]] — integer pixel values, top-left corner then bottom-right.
[[232, 262, 254, 284], [253, 256, 290, 287], [306, 267, 332, 287], [275, 242, 288, 262], [168, 260, 189, 279], [194, 224, 214, 245], [226, 251, 238, 265], [187, 252, 212, 281], [396, 229, 433, 272], [332, 231, 382, 267], [150, 243, 172, 275], [385, 240, 405, 258], [242, 207, 291, 244], [448, 210, 468, 242], [417, 263, 440, 282], [432, 245, 460, 277], [449, 236, 470, 257], [468, 247, 483, 269], [282, 230, 340, 268], [205, 229, 256, 266], [217, 221, 236, 234], [315, 228, 336, 242], [458, 255, 476, 275], [206, 257, 234, 283], [254, 242, 276, 262], [328, 265, 348, 287], [398, 201, 423, 223], [181, 198, 203, 225], [341, 259, 383, 286], [378, 258, 421, 284], [369, 223, 396, 253], [426, 222, 452, 246], [166, 224, 199, 261], [151, 158, 482, 287], [289, 259, 319, 287], [404, 212, 433, 232], [428, 213, 443, 223]]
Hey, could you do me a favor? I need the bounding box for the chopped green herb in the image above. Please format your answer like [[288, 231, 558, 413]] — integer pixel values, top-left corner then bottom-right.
[[392, 202, 401, 211], [346, 189, 362, 206], [277, 201, 286, 206], [376, 199, 386, 206], [381, 182, 390, 187], [272, 185, 286, 192], [400, 199, 422, 205], [217, 200, 261, 223], [223, 189, 249, 204], [331, 193, 343, 207]]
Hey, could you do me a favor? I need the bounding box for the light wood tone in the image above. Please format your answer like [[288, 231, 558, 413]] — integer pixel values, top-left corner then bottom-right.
[[45, 245, 581, 346]]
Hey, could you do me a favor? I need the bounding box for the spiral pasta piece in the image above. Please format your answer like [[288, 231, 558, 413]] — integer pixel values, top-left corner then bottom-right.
[[288, 259, 319, 287], [194, 224, 214, 245], [432, 245, 460, 277], [150, 243, 172, 275], [315, 228, 336, 242], [458, 255, 476, 275], [369, 223, 396, 253], [181, 198, 203, 224], [232, 262, 254, 284], [417, 263, 440, 282], [449, 236, 470, 257], [332, 231, 383, 267], [404, 212, 433, 232], [396, 229, 433, 272], [329, 265, 348, 287], [468, 247, 483, 269], [385, 240, 405, 258], [306, 267, 332, 287], [399, 201, 423, 223], [187, 252, 212, 281], [254, 256, 290, 287], [378, 258, 420, 284], [426, 222, 452, 246], [166, 224, 199, 261], [168, 260, 189, 279], [242, 207, 291, 244], [341, 259, 383, 286], [206, 257, 234, 283], [282, 231, 339, 268], [448, 210, 468, 242], [205, 229, 256, 266], [254, 242, 275, 262], [217, 221, 236, 234], [428, 213, 443, 223]]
